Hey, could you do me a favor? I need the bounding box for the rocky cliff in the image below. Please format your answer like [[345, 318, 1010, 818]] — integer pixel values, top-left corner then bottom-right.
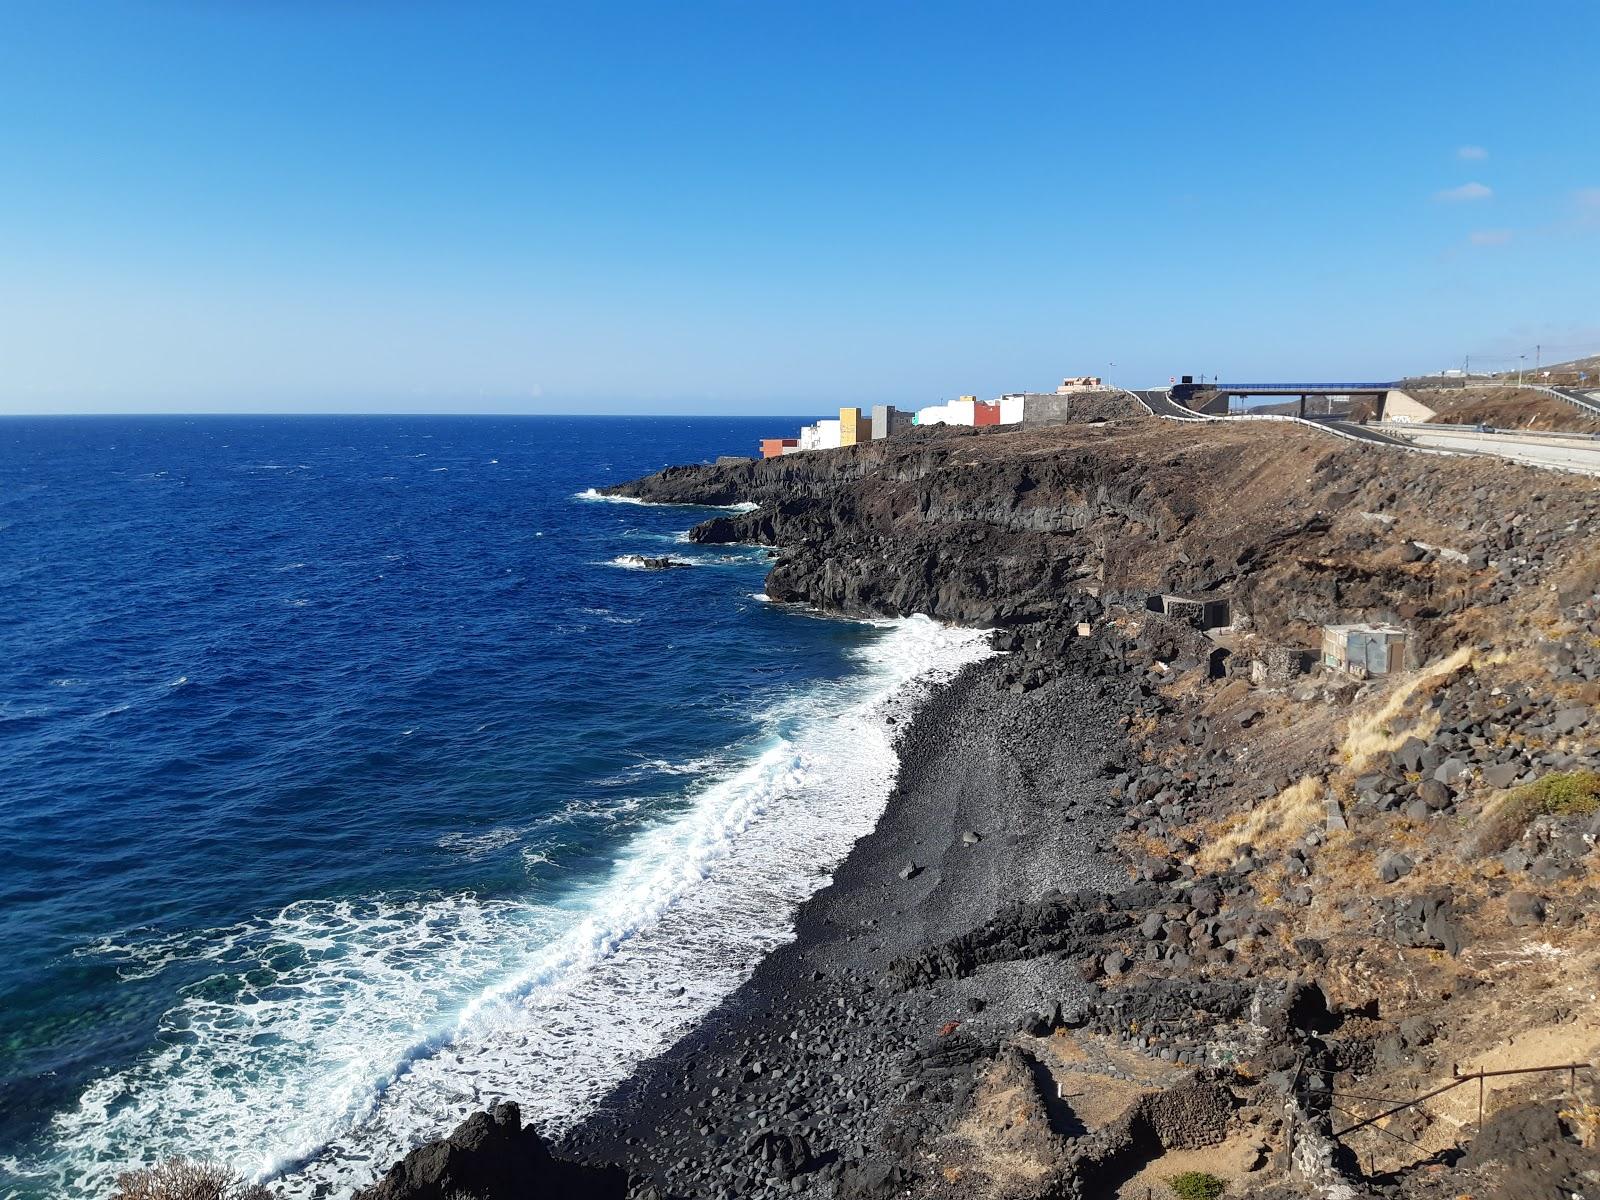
[[599, 416, 1600, 1199], [364, 415, 1600, 1200]]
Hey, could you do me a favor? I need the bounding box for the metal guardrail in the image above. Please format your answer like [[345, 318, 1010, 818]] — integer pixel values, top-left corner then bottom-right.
[[1212, 382, 1396, 393], [1541, 386, 1600, 418], [1300, 1061, 1593, 1149], [1121, 388, 1419, 450], [1378, 421, 1600, 443]]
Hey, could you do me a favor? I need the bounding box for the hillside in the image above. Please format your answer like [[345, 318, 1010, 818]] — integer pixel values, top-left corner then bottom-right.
[[368, 414, 1600, 1200]]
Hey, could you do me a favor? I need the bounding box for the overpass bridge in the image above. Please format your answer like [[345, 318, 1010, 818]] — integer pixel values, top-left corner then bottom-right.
[[1170, 380, 1398, 418], [1129, 389, 1408, 446]]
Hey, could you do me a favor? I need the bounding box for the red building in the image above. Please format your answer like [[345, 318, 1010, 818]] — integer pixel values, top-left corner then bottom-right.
[[973, 400, 1001, 427]]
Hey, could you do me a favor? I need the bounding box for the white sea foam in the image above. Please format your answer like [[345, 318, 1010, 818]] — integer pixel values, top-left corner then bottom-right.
[[438, 829, 523, 859], [603, 555, 696, 571], [574, 487, 757, 512], [35, 616, 991, 1199]]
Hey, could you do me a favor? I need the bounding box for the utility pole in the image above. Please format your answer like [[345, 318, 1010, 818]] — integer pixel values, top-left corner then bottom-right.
[[1536, 344, 1541, 372], [1518, 355, 1526, 387]]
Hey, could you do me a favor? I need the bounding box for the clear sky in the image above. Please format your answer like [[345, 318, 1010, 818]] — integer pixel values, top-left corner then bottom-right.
[[2, 1, 1597, 415]]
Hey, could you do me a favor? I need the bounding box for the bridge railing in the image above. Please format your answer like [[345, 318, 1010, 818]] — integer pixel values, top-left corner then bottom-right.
[[1212, 382, 1397, 393]]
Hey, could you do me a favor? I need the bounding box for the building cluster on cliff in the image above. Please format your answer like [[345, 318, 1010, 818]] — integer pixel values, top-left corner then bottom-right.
[[758, 376, 1105, 458]]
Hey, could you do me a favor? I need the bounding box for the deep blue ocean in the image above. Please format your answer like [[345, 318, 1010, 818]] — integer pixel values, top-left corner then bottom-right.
[[0, 416, 987, 1198]]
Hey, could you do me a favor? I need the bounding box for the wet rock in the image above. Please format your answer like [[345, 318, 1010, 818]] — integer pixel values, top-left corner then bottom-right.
[[615, 554, 683, 571], [356, 1102, 628, 1200]]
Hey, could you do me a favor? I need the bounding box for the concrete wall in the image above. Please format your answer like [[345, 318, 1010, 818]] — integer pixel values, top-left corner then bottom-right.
[[870, 405, 913, 438], [1383, 390, 1437, 423], [946, 399, 976, 426], [1016, 394, 1075, 425]]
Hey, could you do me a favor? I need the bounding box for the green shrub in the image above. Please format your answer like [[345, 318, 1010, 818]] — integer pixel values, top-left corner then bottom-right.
[[1477, 771, 1600, 853], [1168, 1170, 1226, 1200], [1528, 771, 1600, 816]]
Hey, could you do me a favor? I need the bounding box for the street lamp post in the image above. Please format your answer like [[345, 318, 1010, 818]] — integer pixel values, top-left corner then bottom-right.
[[1518, 355, 1526, 387]]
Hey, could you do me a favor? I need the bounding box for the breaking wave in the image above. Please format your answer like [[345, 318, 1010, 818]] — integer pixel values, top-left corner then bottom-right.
[[574, 487, 757, 512], [32, 617, 990, 1198]]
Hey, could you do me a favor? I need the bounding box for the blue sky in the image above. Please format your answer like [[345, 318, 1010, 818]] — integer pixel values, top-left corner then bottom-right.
[[1, 1, 1597, 415]]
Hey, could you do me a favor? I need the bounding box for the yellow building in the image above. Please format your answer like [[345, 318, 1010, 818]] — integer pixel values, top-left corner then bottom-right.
[[839, 407, 873, 446]]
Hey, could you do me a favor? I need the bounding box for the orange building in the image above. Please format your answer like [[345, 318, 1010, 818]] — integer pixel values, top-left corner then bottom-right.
[[760, 438, 798, 459]]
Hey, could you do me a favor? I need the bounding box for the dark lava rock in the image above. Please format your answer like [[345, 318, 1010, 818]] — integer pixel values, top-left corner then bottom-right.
[[1483, 761, 1523, 789], [1377, 850, 1415, 883], [836, 1158, 915, 1200], [1393, 892, 1465, 956], [355, 1101, 628, 1200], [1506, 891, 1547, 926], [615, 554, 683, 571], [1418, 779, 1453, 810], [745, 1130, 815, 1180]]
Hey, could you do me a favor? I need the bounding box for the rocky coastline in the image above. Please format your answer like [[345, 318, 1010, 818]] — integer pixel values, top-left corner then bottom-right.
[[360, 410, 1600, 1200]]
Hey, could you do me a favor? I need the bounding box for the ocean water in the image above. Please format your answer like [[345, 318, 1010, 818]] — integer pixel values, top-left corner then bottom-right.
[[0, 416, 989, 1198]]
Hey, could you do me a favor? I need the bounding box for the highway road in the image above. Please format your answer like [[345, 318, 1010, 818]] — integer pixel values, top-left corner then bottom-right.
[[1125, 388, 1600, 475], [1374, 424, 1600, 476], [1127, 390, 1409, 446]]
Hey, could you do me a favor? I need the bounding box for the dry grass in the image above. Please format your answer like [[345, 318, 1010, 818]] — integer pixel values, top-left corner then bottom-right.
[[112, 1159, 272, 1200], [1341, 645, 1474, 772], [1197, 775, 1323, 869]]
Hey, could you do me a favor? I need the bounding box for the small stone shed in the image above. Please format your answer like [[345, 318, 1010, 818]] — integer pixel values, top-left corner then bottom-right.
[[1147, 593, 1232, 631], [1322, 623, 1408, 676]]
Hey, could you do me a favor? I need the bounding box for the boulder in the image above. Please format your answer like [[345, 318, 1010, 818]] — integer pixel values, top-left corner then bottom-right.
[[1393, 893, 1465, 956], [1377, 851, 1415, 883], [354, 1102, 628, 1200], [1483, 761, 1523, 789], [1418, 779, 1453, 810], [1506, 891, 1546, 927], [1552, 707, 1591, 735]]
